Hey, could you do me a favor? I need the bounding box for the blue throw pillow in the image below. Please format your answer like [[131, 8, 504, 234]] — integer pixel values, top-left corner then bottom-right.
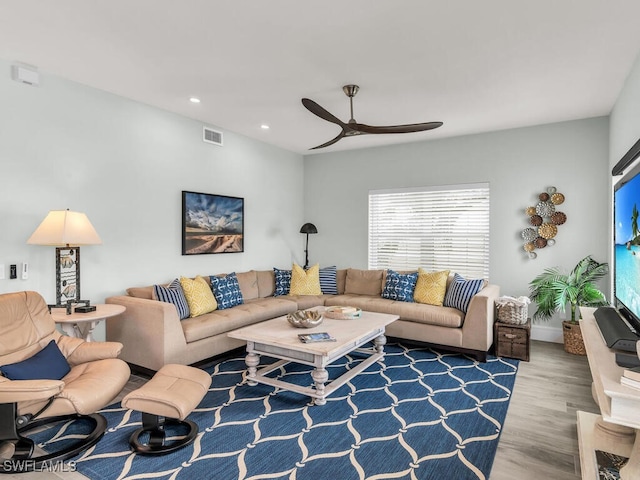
[[210, 272, 244, 310], [381, 269, 418, 302], [154, 278, 190, 320], [273, 268, 291, 296], [319, 266, 338, 295], [0, 340, 70, 380], [443, 273, 485, 313]]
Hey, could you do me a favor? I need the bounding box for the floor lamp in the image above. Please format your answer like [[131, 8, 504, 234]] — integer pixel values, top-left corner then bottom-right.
[[27, 209, 102, 309], [299, 223, 318, 270]]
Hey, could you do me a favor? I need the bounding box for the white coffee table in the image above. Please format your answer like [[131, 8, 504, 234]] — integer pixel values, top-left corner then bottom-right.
[[228, 309, 398, 405]]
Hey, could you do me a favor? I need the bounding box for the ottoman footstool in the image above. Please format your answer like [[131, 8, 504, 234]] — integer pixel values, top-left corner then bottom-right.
[[122, 364, 211, 455]]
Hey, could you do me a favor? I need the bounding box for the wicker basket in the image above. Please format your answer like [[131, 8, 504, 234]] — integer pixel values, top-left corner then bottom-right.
[[496, 298, 529, 325], [562, 321, 586, 355]]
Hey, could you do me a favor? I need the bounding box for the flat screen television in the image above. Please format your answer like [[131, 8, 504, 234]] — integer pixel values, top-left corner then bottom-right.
[[614, 167, 640, 330]]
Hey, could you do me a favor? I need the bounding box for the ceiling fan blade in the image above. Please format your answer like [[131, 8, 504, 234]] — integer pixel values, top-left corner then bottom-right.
[[309, 131, 347, 150], [354, 122, 443, 134], [301, 98, 346, 127]]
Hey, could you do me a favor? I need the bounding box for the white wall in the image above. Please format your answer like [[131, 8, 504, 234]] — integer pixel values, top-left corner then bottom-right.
[[0, 59, 305, 317], [610, 51, 640, 170], [303, 117, 610, 340]]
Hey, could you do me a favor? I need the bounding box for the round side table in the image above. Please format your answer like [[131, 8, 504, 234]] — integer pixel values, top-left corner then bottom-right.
[[50, 304, 125, 342]]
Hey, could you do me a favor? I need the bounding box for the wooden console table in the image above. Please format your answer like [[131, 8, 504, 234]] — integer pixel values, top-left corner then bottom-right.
[[578, 307, 640, 479]]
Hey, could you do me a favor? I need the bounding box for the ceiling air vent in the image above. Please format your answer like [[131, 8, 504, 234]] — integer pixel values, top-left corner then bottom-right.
[[203, 127, 223, 146]]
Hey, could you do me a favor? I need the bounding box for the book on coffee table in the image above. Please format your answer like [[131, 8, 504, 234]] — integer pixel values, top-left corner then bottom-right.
[[298, 332, 336, 343]]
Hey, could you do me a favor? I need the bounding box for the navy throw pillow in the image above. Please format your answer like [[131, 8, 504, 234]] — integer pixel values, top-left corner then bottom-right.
[[0, 340, 71, 380], [381, 269, 418, 302], [210, 272, 244, 310], [273, 268, 292, 296]]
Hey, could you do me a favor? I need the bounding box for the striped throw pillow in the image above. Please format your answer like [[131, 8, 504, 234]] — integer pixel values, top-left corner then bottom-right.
[[319, 266, 338, 294], [153, 278, 190, 319], [443, 273, 484, 313]]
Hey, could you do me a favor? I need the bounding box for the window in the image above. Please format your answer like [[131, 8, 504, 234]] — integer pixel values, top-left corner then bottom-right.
[[368, 183, 490, 279]]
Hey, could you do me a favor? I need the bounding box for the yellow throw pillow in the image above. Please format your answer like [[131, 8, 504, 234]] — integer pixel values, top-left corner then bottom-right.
[[414, 269, 450, 306], [180, 276, 217, 317], [289, 263, 322, 296]]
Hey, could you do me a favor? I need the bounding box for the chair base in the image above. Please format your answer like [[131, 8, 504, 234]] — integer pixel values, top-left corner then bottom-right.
[[0, 411, 106, 474], [128, 412, 198, 455]]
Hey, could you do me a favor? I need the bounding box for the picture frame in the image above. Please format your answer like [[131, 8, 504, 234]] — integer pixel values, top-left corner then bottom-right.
[[56, 246, 81, 305], [182, 191, 244, 255]]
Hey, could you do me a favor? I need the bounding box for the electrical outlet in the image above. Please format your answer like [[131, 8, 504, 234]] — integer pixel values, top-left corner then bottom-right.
[[0, 264, 4, 280], [21, 263, 28, 280], [9, 264, 17, 279]]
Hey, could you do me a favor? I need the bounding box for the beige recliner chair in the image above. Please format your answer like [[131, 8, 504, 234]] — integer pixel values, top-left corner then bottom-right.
[[0, 291, 131, 473]]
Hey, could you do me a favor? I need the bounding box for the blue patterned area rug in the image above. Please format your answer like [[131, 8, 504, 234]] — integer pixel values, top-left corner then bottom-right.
[[38, 343, 518, 480]]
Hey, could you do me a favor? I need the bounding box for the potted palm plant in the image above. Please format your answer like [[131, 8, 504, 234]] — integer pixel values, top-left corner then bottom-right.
[[529, 255, 609, 355]]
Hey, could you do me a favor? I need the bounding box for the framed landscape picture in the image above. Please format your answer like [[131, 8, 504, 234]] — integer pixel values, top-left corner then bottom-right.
[[182, 191, 244, 255]]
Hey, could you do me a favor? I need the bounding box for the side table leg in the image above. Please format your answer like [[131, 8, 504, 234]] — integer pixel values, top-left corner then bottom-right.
[[59, 323, 79, 338], [311, 367, 329, 406], [374, 334, 387, 354], [245, 352, 260, 386]]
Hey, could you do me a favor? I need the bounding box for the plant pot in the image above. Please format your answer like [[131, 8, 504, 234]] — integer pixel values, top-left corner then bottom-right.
[[562, 320, 586, 356]]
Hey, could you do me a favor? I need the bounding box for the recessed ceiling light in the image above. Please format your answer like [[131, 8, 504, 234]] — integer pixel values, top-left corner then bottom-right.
[[189, 97, 201, 103], [261, 124, 270, 130]]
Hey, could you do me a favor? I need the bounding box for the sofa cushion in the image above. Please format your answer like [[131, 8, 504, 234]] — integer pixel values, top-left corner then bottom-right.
[[337, 269, 347, 295], [319, 266, 338, 294], [381, 269, 418, 302], [326, 294, 464, 328], [273, 268, 291, 296], [181, 297, 298, 343], [256, 270, 275, 298], [153, 279, 190, 319], [210, 273, 244, 310], [290, 263, 322, 295], [288, 294, 328, 310], [180, 276, 217, 317], [0, 339, 71, 380], [344, 269, 384, 296], [414, 269, 450, 306], [236, 270, 259, 300], [127, 285, 154, 299], [443, 273, 485, 313]]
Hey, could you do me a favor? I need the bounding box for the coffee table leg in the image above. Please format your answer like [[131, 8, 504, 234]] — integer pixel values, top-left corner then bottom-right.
[[311, 367, 329, 405], [374, 334, 387, 354], [245, 352, 260, 386]]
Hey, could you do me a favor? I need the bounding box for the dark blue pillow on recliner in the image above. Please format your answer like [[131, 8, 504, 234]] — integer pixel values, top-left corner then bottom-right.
[[0, 340, 71, 380]]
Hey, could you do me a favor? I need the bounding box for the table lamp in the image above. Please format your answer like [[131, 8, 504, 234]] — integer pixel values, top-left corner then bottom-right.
[[299, 223, 318, 270], [27, 209, 102, 309]]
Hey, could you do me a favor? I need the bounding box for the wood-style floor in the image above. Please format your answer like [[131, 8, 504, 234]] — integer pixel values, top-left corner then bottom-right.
[[5, 340, 599, 480]]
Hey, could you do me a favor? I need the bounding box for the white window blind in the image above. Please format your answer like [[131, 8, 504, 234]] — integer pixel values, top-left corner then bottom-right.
[[368, 183, 490, 279]]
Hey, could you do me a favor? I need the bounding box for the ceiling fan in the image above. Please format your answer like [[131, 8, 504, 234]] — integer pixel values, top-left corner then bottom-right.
[[301, 85, 443, 150]]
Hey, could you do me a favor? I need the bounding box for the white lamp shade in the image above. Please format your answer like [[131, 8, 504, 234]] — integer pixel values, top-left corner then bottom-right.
[[27, 210, 102, 246]]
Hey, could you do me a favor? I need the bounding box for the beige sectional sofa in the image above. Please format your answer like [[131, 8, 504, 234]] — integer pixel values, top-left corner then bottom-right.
[[106, 268, 499, 373]]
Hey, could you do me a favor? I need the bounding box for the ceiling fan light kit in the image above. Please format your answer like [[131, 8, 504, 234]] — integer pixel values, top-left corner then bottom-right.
[[302, 84, 443, 149]]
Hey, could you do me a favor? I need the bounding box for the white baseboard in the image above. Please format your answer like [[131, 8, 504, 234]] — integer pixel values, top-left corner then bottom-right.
[[531, 324, 563, 344]]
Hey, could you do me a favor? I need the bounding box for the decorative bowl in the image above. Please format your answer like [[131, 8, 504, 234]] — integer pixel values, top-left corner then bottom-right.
[[287, 310, 323, 328]]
